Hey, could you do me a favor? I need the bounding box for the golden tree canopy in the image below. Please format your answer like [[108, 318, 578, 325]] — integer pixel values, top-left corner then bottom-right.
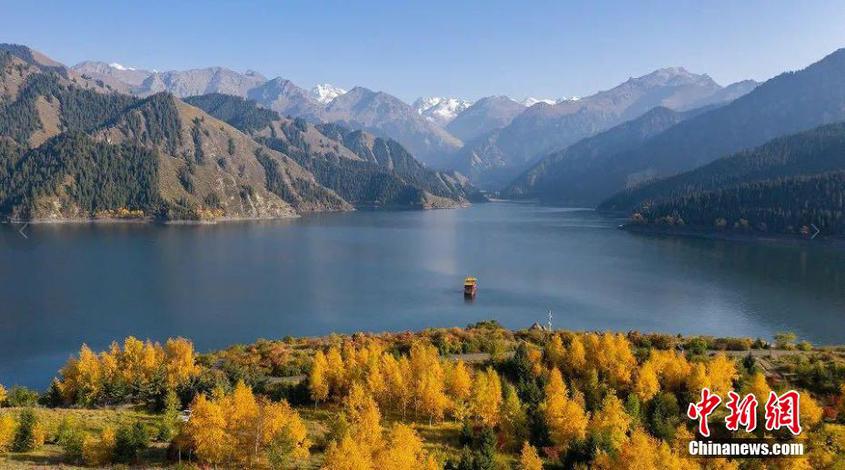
[[519, 441, 543, 470], [470, 367, 503, 426]]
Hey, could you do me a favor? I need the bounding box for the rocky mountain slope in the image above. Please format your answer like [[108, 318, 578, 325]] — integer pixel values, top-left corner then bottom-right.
[[587, 48, 845, 208], [71, 62, 466, 168], [600, 121, 845, 215], [185, 93, 481, 208], [72, 61, 268, 98], [445, 96, 526, 144], [456, 68, 758, 188], [246, 77, 322, 120], [0, 45, 351, 221], [321, 87, 463, 165], [501, 106, 696, 206]]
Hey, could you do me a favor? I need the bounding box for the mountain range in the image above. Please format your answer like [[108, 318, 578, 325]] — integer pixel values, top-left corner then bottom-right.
[[70, 59, 764, 190], [0, 44, 481, 222], [183, 93, 482, 208], [501, 47, 845, 235], [455, 68, 759, 187], [589, 48, 845, 208], [501, 106, 699, 205], [9, 41, 845, 235], [445, 96, 527, 145], [72, 61, 462, 165], [603, 122, 845, 235]]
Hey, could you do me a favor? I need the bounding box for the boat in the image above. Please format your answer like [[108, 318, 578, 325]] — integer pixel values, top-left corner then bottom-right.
[[463, 276, 478, 297]]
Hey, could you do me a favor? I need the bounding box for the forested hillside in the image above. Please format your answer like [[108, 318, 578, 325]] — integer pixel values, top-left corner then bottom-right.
[[187, 93, 482, 208], [181, 92, 277, 132], [597, 122, 845, 236], [0, 47, 352, 221], [601, 122, 845, 211], [0, 56, 135, 147], [632, 171, 845, 235], [0, 133, 159, 220], [588, 48, 845, 201]]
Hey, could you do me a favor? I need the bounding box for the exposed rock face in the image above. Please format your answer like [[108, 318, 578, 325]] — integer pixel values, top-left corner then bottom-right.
[[321, 87, 463, 166], [0, 46, 352, 221], [72, 61, 151, 93], [138, 68, 267, 98], [184, 93, 483, 209], [71, 61, 268, 98], [247, 78, 322, 120]]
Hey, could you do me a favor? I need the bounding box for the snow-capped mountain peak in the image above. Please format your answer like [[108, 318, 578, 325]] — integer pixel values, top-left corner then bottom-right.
[[520, 97, 556, 107], [519, 96, 581, 107], [310, 83, 347, 104], [108, 62, 136, 71], [412, 96, 473, 127]]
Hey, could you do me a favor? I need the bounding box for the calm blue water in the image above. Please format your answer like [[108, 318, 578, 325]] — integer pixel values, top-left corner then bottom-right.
[[2, 202, 845, 388]]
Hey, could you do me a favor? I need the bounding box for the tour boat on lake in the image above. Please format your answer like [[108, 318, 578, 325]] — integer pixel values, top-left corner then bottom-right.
[[464, 277, 478, 297]]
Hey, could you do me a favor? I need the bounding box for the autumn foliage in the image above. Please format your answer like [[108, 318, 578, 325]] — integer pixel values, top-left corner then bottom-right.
[[178, 381, 310, 467], [57, 337, 200, 406], [6, 326, 843, 468]]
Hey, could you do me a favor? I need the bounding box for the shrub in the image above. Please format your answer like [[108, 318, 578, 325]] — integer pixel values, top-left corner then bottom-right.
[[82, 426, 116, 466], [774, 332, 797, 350], [685, 338, 707, 356], [114, 421, 150, 463], [713, 337, 752, 351], [12, 408, 43, 452], [56, 416, 85, 464], [647, 393, 680, 441], [6, 386, 39, 407]]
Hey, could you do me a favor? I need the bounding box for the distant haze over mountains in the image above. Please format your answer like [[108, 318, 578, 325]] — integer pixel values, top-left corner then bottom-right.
[[446, 96, 527, 144], [7, 42, 845, 236], [9, 42, 845, 236], [455, 67, 760, 187], [70, 59, 761, 188], [520, 97, 580, 107], [505, 47, 845, 217]]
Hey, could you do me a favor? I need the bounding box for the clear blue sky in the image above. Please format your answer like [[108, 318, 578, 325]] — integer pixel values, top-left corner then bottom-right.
[[3, 0, 844, 102]]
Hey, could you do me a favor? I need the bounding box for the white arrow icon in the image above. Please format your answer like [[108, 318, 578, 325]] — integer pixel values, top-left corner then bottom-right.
[[810, 223, 820, 240]]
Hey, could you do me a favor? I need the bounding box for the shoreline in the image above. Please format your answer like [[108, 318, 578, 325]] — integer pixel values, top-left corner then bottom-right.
[[622, 223, 845, 247], [2, 201, 475, 225], [3, 214, 301, 225]]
